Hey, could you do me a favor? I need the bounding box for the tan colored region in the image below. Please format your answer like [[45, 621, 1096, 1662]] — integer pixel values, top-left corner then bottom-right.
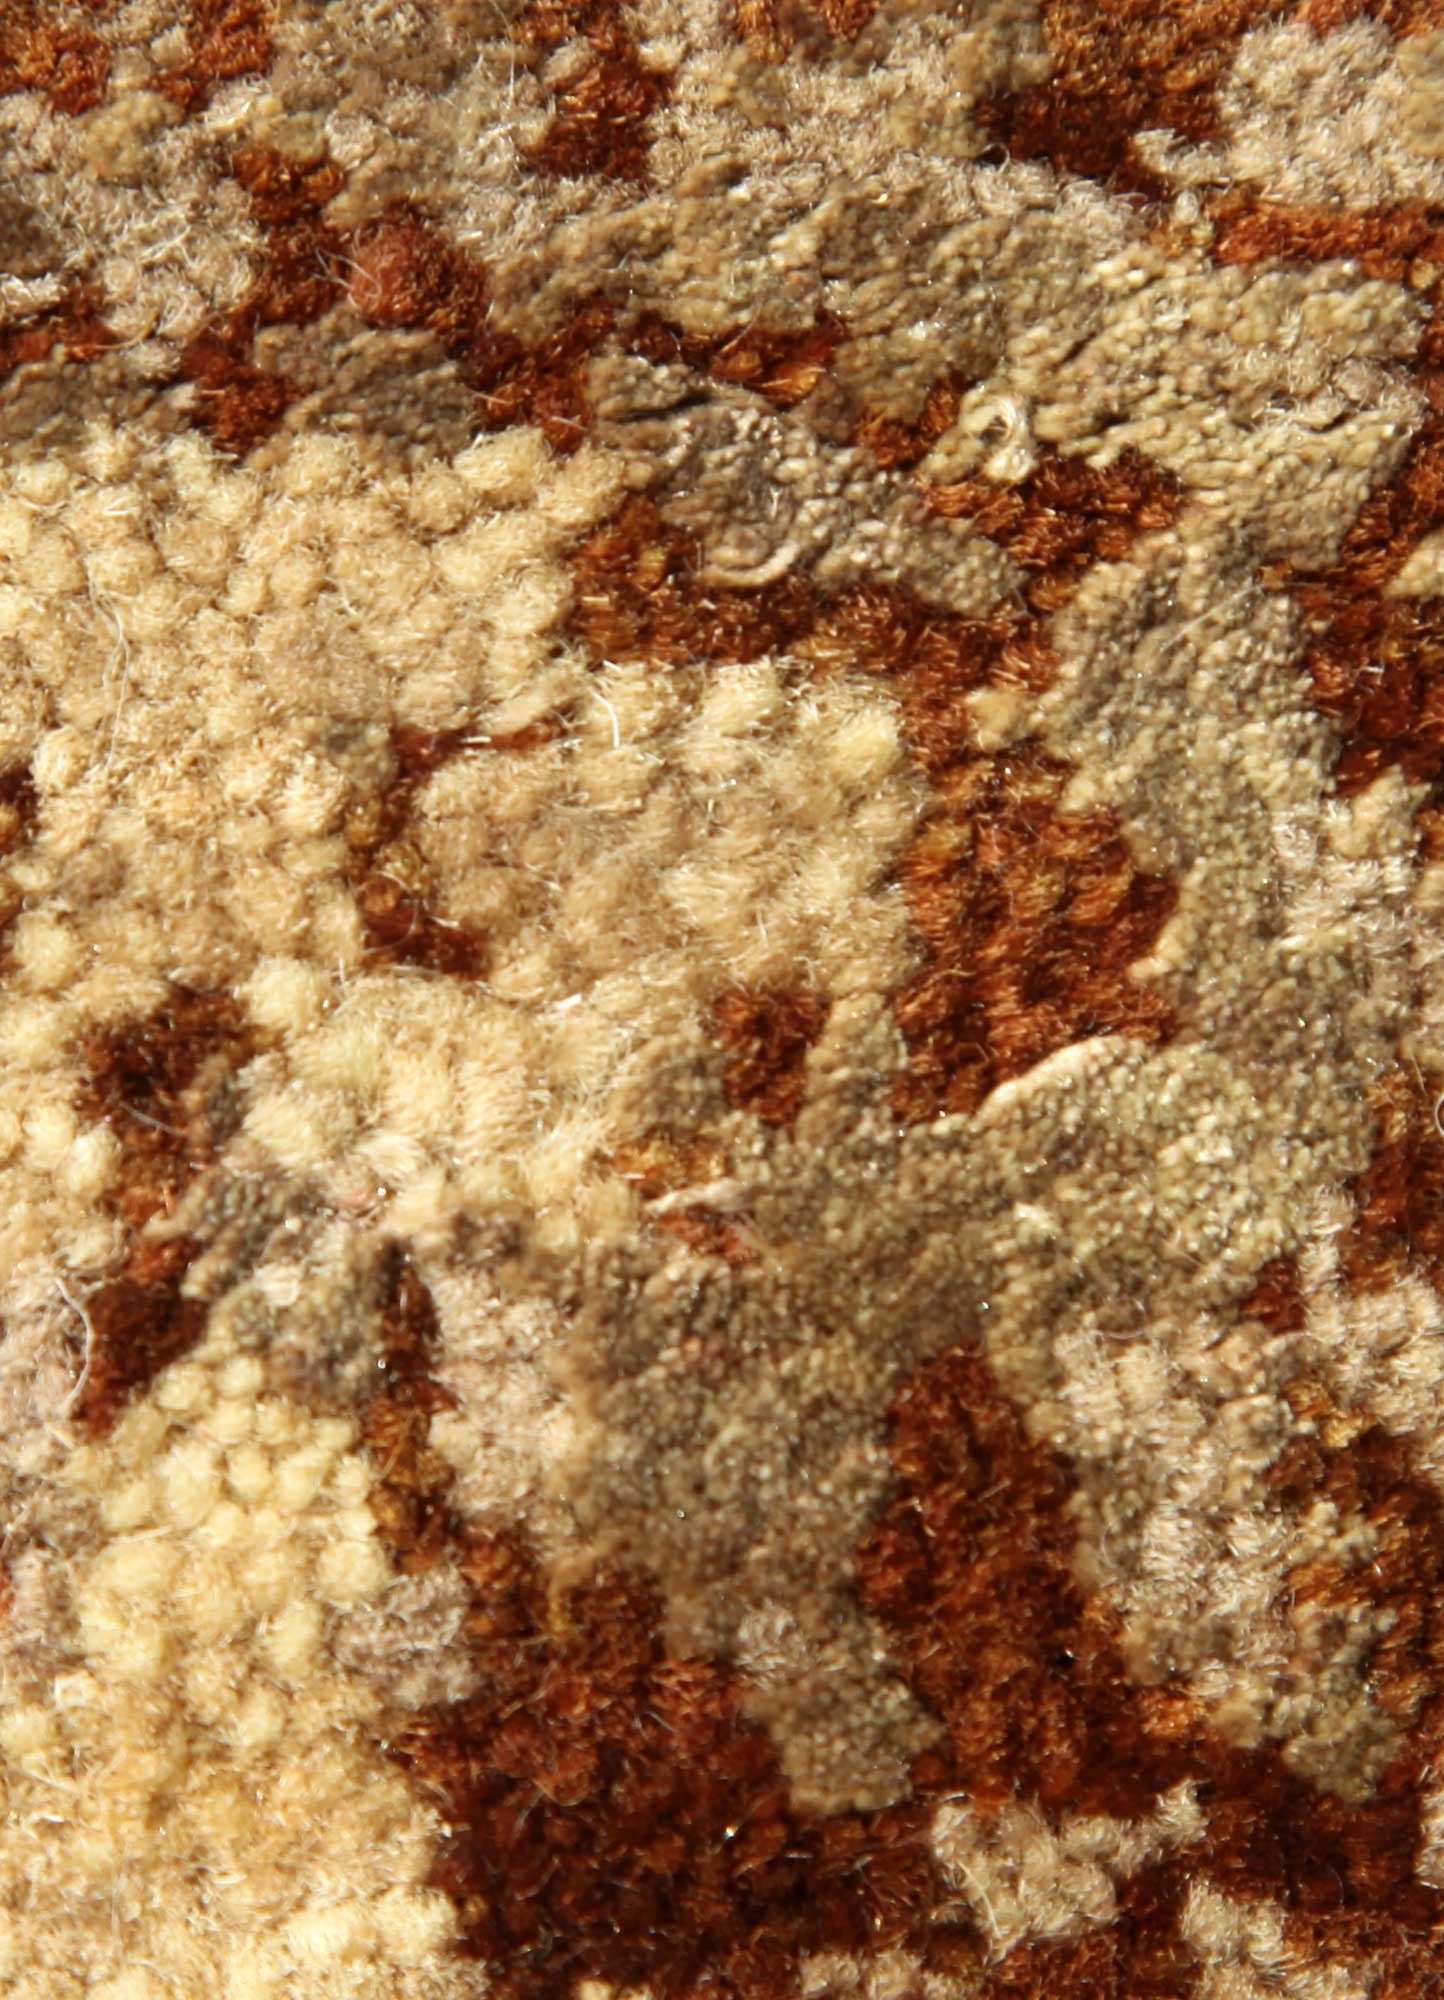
[[6, 0, 1444, 1991]]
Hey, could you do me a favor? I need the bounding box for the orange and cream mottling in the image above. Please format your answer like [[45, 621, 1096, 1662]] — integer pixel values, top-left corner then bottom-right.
[[5, 1, 1444, 1995]]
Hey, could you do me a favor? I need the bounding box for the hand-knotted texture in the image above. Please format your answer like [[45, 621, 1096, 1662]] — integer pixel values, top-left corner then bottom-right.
[[5, 2, 1444, 1996]]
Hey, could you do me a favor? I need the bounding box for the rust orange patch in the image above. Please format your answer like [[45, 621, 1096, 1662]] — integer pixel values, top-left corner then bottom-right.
[[515, 0, 673, 182], [0, 761, 39, 954], [181, 146, 347, 455], [857, 1347, 1198, 1820], [389, 1331, 1444, 1997], [1283, 381, 1444, 797], [713, 986, 829, 1128], [626, 308, 847, 410], [0, 762, 36, 859], [566, 470, 1179, 1123], [862, 1344, 1444, 1982], [73, 1236, 208, 1439], [975, 0, 1278, 199], [567, 495, 820, 665], [1239, 1253, 1307, 1333], [1299, 0, 1444, 30], [1202, 212, 1444, 803], [731, 0, 882, 62], [153, 0, 275, 115], [390, 1531, 950, 2000], [923, 449, 1181, 613], [349, 210, 609, 453], [888, 746, 1178, 1122], [1208, 195, 1444, 284], [0, 3, 111, 115], [0, 286, 114, 383], [76, 987, 259, 1234], [856, 375, 972, 472], [1337, 1066, 1444, 1296], [610, 1131, 757, 1263]]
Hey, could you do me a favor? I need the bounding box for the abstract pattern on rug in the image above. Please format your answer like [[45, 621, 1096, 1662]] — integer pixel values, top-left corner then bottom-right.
[[5, 1, 1444, 1995]]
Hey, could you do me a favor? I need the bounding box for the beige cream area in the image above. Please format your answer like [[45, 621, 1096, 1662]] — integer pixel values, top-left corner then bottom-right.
[[1196, 18, 1444, 207], [799, 1948, 980, 2000], [0, 76, 259, 349], [1182, 1885, 1377, 2000], [0, 1307, 464, 2000], [932, 1787, 1204, 1959]]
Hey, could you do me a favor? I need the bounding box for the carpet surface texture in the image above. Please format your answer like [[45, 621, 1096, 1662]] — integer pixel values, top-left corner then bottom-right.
[[8, 1, 1444, 1995]]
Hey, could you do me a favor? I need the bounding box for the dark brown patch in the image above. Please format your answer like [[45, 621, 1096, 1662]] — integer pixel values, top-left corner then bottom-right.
[[922, 449, 1182, 613], [1337, 1066, 1444, 1295], [627, 308, 847, 410], [515, 0, 673, 182], [179, 144, 347, 454], [390, 1531, 950, 2000], [69, 987, 260, 1434], [76, 986, 259, 1233], [153, 0, 275, 114], [0, 285, 114, 383], [72, 1236, 208, 1438], [857, 1348, 1199, 1820], [360, 1245, 461, 1572], [1239, 1253, 1307, 1333], [342, 725, 491, 979], [975, 0, 1280, 200], [889, 745, 1177, 1122], [713, 986, 829, 1127], [0, 761, 39, 964], [0, 4, 111, 115], [861, 1345, 1444, 1984]]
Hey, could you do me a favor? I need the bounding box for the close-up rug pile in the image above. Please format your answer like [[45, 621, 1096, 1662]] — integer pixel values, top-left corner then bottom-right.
[[5, 0, 1444, 1995]]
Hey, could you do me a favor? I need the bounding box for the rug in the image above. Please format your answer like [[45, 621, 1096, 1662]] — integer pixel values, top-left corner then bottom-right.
[[4, 1, 1444, 1995]]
